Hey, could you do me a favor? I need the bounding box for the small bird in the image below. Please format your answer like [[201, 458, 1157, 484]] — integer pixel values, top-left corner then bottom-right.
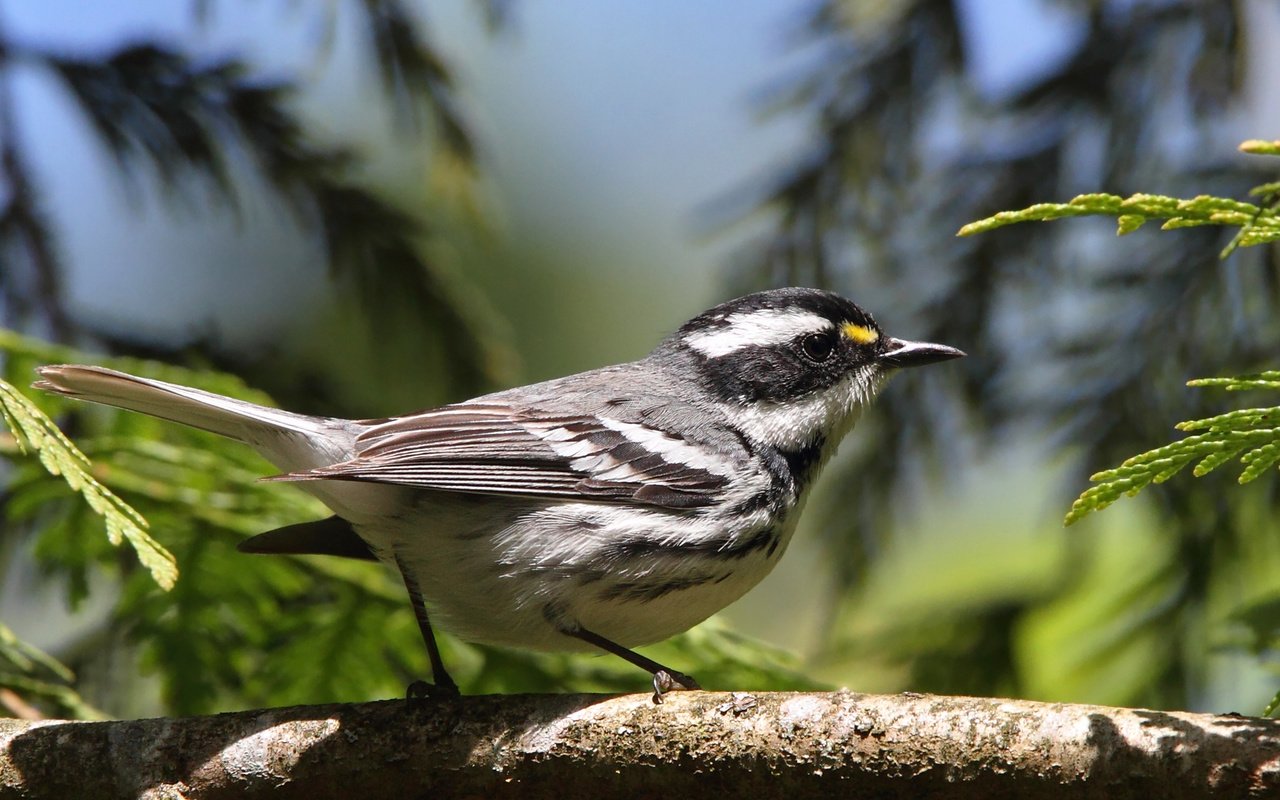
[[35, 288, 963, 702]]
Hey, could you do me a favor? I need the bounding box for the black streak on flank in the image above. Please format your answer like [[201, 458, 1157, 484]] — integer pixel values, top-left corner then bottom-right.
[[602, 526, 779, 564], [740, 525, 779, 557], [600, 574, 716, 603]]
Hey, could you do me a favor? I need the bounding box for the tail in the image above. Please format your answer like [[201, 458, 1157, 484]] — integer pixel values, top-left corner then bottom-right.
[[34, 365, 353, 470]]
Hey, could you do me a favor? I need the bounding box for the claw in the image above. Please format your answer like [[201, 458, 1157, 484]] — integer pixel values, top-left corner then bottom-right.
[[651, 669, 700, 704]]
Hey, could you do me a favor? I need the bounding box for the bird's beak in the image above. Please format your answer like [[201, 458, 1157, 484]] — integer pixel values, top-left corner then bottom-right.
[[878, 338, 966, 368]]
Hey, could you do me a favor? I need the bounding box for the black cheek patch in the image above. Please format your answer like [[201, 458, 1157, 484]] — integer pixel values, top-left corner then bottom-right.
[[700, 345, 853, 403]]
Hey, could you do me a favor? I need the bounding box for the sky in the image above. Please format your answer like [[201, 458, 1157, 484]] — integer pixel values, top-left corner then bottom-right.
[[3, 1, 816, 357]]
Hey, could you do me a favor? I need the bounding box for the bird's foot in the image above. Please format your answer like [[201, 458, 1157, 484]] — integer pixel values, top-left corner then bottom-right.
[[405, 678, 461, 703], [651, 669, 700, 704]]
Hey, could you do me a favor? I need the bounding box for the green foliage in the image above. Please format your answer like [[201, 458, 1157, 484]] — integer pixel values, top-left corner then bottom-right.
[[0, 622, 103, 720], [822, 481, 1185, 707], [956, 139, 1280, 714], [958, 190, 1280, 257], [0, 377, 171, 716], [1241, 139, 1280, 157], [0, 367, 175, 589], [957, 142, 1280, 533], [1065, 374, 1280, 525]]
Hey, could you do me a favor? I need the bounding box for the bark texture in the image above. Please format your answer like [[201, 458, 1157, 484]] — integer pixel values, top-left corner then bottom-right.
[[0, 691, 1276, 799]]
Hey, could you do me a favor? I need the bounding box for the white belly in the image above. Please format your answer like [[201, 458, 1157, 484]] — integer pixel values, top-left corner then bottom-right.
[[349, 492, 802, 651]]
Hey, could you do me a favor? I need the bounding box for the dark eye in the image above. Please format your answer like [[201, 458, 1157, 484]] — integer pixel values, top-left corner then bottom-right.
[[800, 332, 835, 362]]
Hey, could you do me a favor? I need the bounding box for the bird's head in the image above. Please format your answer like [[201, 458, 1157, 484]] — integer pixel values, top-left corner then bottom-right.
[[661, 287, 964, 450]]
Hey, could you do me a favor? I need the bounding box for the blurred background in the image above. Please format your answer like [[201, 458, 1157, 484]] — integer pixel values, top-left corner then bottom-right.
[[2, 0, 1279, 719]]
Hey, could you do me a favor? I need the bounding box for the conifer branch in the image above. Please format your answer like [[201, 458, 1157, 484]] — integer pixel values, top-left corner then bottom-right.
[[958, 192, 1280, 256], [958, 140, 1280, 259], [959, 142, 1280, 529], [0, 377, 176, 589], [1064, 372, 1280, 523]]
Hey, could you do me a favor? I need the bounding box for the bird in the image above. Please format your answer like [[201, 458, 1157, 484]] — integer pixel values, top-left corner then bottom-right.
[[34, 287, 964, 703]]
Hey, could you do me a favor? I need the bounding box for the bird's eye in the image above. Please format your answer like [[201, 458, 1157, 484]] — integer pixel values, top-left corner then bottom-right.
[[800, 332, 835, 362]]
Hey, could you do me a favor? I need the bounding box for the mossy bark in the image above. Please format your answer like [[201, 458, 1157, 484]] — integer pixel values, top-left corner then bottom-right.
[[1, 691, 1277, 798]]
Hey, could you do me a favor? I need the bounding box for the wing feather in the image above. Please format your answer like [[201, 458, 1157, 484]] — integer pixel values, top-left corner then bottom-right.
[[269, 402, 735, 510]]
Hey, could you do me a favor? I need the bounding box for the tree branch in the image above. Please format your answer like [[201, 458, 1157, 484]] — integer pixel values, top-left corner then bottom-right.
[[1, 691, 1276, 798]]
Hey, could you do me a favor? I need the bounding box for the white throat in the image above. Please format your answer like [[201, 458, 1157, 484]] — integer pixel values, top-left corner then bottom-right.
[[714, 365, 884, 451]]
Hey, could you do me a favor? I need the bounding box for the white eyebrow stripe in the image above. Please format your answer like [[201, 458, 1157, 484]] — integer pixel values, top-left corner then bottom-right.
[[683, 309, 831, 358]]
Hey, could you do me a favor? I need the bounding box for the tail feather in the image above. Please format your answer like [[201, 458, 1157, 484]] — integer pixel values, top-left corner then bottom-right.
[[34, 364, 350, 470], [237, 516, 377, 560]]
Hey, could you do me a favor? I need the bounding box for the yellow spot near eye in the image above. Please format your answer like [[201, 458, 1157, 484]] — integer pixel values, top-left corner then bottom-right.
[[842, 322, 879, 345]]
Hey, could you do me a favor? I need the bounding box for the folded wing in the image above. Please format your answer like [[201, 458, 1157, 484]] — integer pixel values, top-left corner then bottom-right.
[[268, 402, 734, 510]]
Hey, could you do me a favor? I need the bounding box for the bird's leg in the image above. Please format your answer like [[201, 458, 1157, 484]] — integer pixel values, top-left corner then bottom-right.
[[565, 625, 700, 704], [395, 554, 459, 700]]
